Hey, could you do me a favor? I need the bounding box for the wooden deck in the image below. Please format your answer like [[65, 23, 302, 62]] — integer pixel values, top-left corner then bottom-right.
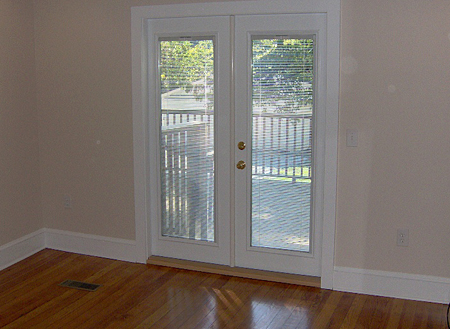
[[0, 249, 447, 328]]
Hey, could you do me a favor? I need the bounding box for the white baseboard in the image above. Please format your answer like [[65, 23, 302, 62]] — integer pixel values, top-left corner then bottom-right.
[[2, 232, 450, 304], [334, 266, 450, 304], [45, 229, 138, 263], [0, 229, 46, 271], [0, 228, 140, 271]]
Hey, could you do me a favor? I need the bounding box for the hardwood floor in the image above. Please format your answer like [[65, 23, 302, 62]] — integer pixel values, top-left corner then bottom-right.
[[0, 249, 447, 328]]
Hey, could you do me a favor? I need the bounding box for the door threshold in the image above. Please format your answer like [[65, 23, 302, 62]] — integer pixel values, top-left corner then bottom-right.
[[147, 256, 321, 288]]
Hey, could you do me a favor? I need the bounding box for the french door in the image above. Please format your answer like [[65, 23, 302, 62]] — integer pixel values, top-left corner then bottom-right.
[[148, 14, 326, 276]]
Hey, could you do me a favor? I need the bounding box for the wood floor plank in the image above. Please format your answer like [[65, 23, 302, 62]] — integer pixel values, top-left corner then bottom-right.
[[0, 249, 447, 329], [163, 275, 245, 328], [221, 281, 278, 329], [134, 273, 231, 328], [44, 263, 153, 329], [253, 284, 299, 329], [191, 277, 262, 328], [322, 292, 355, 329], [33, 262, 145, 329], [210, 278, 278, 328], [306, 289, 341, 328], [428, 303, 448, 329], [384, 298, 405, 329], [368, 296, 394, 329], [338, 293, 368, 329], [159, 274, 233, 328], [72, 267, 176, 328], [0, 249, 60, 285], [239, 283, 291, 328], [275, 286, 321, 329], [193, 281, 266, 328], [0, 253, 87, 326], [175, 275, 242, 329], [0, 250, 71, 295], [103, 271, 218, 326], [104, 268, 213, 329], [307, 291, 346, 329], [3, 260, 128, 329]]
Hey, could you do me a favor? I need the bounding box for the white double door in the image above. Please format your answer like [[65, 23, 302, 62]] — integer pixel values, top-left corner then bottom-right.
[[148, 13, 326, 277]]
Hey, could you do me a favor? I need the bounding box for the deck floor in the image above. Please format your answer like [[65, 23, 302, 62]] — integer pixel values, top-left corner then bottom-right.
[[252, 179, 311, 252]]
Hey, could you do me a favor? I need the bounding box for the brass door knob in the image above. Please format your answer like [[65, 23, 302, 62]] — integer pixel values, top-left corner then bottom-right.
[[237, 141, 246, 150], [236, 160, 246, 170]]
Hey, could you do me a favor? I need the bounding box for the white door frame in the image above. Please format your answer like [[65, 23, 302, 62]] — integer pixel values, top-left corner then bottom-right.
[[131, 0, 340, 289]]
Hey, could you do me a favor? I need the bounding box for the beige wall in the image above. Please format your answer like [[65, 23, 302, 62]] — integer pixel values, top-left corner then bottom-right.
[[0, 0, 42, 245], [4, 0, 448, 278], [34, 0, 137, 239], [338, 0, 450, 277], [33, 0, 230, 241]]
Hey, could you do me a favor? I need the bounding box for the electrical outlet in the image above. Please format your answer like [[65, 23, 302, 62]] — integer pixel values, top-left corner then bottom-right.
[[397, 229, 409, 247], [64, 195, 72, 209], [346, 129, 358, 147]]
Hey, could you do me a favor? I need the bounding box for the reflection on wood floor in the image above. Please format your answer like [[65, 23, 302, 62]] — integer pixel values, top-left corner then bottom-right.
[[0, 249, 446, 328]]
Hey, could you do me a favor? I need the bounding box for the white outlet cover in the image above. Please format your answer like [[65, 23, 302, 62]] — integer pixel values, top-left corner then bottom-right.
[[346, 129, 358, 147]]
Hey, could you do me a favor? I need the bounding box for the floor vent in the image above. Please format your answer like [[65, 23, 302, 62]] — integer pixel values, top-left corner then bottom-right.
[[59, 280, 101, 292]]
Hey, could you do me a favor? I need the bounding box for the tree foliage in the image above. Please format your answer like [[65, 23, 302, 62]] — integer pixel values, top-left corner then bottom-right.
[[252, 38, 314, 113], [159, 38, 314, 113], [160, 40, 214, 109]]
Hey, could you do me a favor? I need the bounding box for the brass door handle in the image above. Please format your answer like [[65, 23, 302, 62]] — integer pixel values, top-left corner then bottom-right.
[[236, 160, 246, 170], [237, 141, 246, 150]]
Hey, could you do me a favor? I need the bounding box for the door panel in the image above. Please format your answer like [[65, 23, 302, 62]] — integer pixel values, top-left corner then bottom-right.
[[234, 14, 326, 276], [148, 16, 231, 265]]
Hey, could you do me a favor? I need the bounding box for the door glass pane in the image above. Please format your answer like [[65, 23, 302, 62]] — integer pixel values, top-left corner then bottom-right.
[[159, 38, 215, 242], [251, 37, 314, 252]]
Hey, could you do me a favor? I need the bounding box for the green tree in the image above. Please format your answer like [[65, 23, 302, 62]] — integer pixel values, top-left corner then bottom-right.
[[252, 38, 314, 114], [159, 38, 314, 113], [160, 40, 214, 109]]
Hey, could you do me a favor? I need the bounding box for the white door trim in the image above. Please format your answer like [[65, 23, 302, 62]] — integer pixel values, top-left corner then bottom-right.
[[131, 0, 340, 289]]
